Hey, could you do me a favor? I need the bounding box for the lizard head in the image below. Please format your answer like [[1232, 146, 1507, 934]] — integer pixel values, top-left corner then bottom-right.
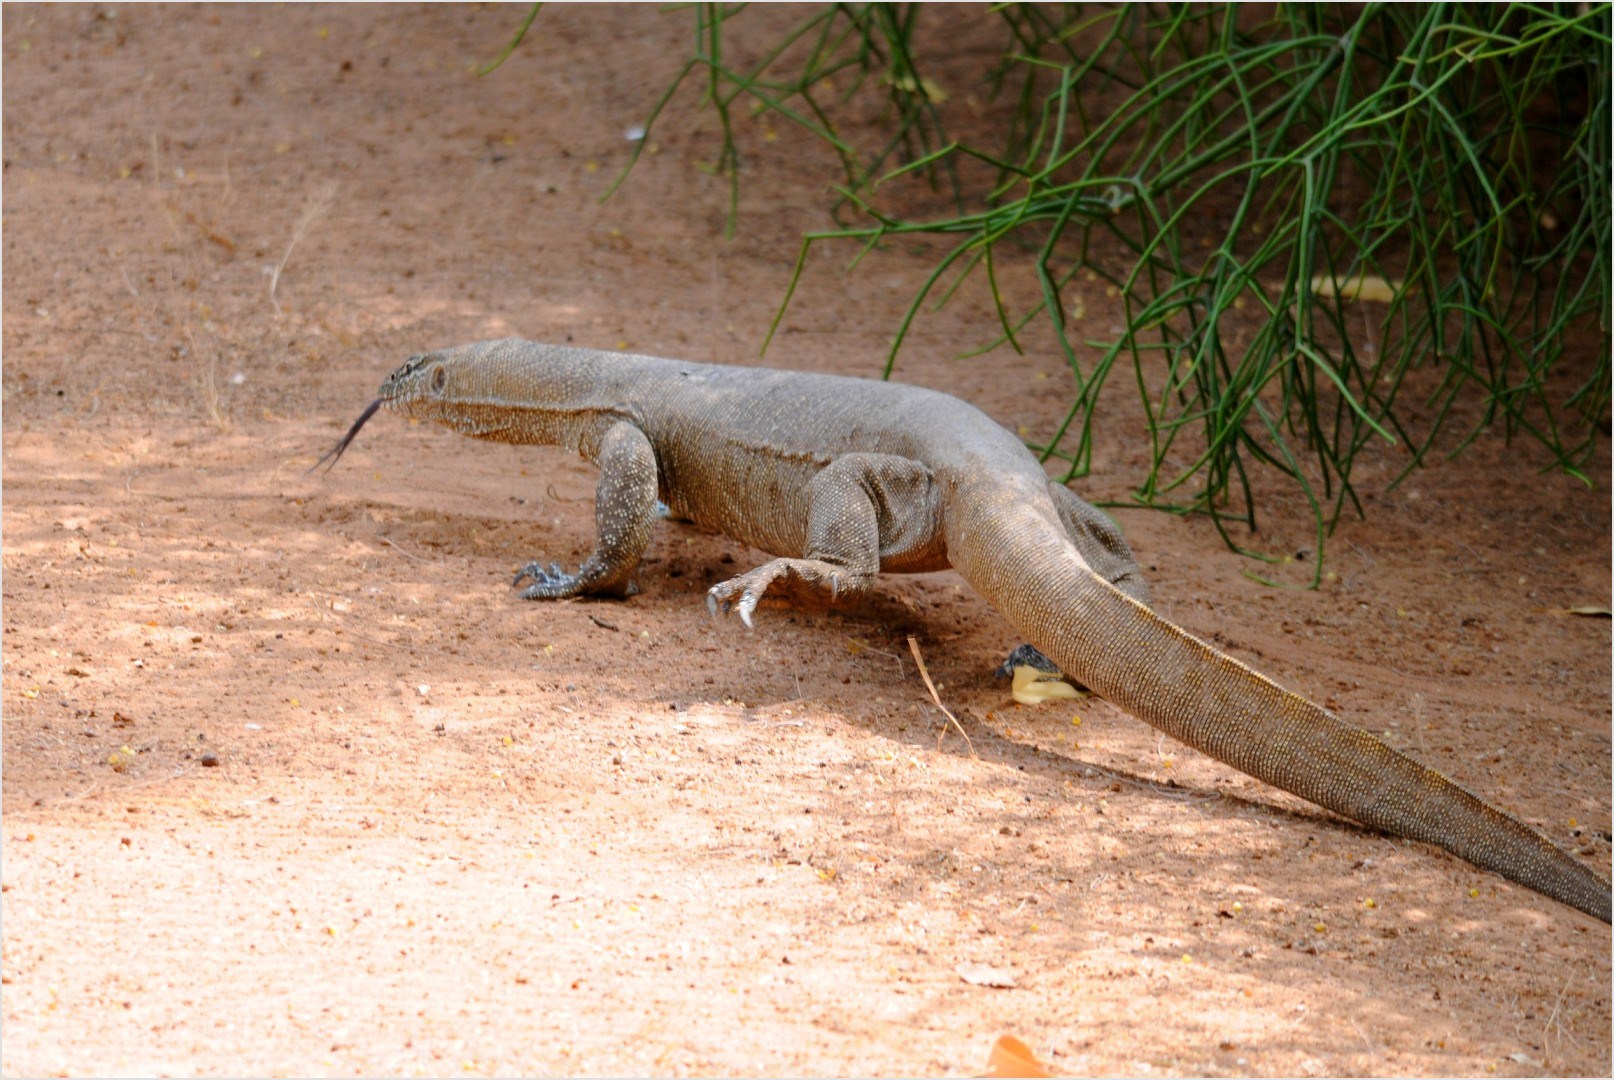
[[377, 340, 544, 431], [310, 340, 575, 474]]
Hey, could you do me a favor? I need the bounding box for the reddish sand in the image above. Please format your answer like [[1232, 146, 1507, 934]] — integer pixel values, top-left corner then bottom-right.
[[3, 5, 1608, 1076]]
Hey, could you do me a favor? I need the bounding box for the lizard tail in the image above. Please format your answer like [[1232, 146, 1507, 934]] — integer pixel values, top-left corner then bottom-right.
[[946, 491, 1611, 923]]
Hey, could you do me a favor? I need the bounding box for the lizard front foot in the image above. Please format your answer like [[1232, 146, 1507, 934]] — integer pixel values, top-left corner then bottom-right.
[[512, 560, 636, 600], [513, 561, 588, 599], [706, 557, 861, 628]]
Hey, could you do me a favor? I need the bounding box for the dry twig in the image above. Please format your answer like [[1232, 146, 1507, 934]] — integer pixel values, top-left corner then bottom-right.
[[907, 636, 974, 758], [269, 182, 337, 316]]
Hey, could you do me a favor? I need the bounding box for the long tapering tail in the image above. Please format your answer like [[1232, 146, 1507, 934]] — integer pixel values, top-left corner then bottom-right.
[[947, 492, 1611, 922]]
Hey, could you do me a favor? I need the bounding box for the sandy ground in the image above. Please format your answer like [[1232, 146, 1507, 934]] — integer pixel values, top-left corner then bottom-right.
[[2, 5, 1609, 1076]]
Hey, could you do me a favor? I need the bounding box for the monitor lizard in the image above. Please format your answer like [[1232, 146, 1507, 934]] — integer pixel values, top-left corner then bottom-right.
[[315, 338, 1611, 923]]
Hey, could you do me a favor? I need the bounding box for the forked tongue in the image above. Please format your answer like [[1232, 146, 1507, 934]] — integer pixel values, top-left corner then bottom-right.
[[307, 398, 382, 476]]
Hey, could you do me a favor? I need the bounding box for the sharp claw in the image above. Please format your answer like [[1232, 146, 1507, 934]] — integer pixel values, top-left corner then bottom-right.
[[738, 593, 757, 629], [829, 572, 840, 602], [706, 592, 719, 618]]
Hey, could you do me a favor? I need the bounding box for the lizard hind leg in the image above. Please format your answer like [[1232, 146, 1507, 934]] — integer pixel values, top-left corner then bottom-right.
[[1047, 483, 1149, 605], [706, 452, 940, 627]]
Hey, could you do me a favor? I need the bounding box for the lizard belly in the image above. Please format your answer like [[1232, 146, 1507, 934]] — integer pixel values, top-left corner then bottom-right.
[[660, 450, 816, 559]]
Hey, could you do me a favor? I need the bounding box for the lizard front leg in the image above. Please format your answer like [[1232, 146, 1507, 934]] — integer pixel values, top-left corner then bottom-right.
[[514, 420, 659, 600], [707, 452, 940, 627]]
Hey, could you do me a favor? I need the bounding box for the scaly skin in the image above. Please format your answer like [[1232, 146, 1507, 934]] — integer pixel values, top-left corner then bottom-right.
[[320, 339, 1611, 923]]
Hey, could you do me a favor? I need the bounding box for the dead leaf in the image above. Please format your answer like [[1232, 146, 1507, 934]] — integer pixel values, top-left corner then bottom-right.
[[957, 962, 1017, 989], [888, 72, 949, 103], [981, 1034, 1053, 1078], [1550, 605, 1611, 618], [1310, 273, 1399, 302], [1010, 663, 1085, 705]]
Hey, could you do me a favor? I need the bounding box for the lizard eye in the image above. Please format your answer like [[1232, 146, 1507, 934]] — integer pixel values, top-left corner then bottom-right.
[[431, 366, 448, 393]]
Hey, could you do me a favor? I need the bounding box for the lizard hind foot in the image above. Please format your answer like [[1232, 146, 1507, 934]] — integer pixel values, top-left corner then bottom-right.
[[706, 587, 760, 629], [706, 557, 867, 629], [994, 643, 1061, 680], [995, 643, 1091, 704]]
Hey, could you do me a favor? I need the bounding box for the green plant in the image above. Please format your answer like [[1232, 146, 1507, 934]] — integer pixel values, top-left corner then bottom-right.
[[487, 3, 1611, 583]]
